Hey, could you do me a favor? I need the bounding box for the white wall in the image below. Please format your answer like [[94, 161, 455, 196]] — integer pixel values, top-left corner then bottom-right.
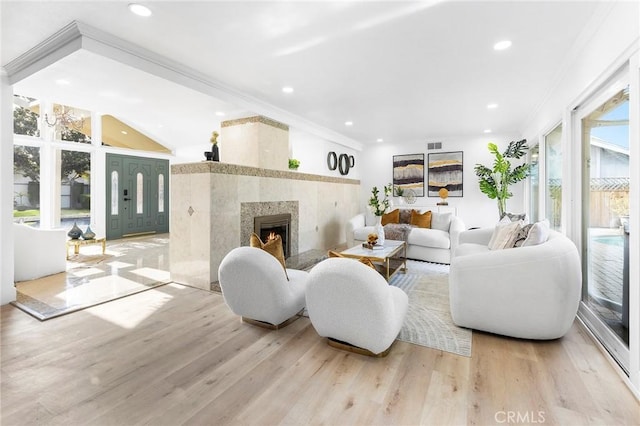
[[1, 70, 17, 305], [359, 133, 522, 229], [289, 128, 360, 180], [172, 127, 362, 181]]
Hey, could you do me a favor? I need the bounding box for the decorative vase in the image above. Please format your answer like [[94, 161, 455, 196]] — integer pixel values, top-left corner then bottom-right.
[[374, 216, 385, 246], [67, 222, 82, 240], [83, 225, 96, 240], [212, 144, 220, 162]]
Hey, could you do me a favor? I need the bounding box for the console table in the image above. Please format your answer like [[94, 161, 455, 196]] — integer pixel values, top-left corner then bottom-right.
[[66, 238, 106, 259]]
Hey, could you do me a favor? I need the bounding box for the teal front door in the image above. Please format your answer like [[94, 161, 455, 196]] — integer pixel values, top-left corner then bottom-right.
[[106, 154, 169, 240]]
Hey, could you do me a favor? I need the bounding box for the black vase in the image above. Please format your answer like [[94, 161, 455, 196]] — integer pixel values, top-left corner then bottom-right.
[[68, 222, 82, 240], [212, 144, 220, 162]]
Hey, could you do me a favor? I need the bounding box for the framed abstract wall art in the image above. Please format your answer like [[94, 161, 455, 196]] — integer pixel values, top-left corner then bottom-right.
[[392, 154, 424, 197], [427, 151, 463, 197]]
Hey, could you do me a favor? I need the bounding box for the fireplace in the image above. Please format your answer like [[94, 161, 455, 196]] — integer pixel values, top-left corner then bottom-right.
[[254, 213, 291, 258]]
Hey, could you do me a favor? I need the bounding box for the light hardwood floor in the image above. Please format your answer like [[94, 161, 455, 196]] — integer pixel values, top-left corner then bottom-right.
[[1, 283, 638, 425]]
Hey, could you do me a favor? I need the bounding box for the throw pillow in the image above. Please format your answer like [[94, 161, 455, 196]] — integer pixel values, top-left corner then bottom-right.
[[511, 223, 533, 248], [431, 212, 452, 231], [250, 233, 289, 280], [522, 219, 550, 247], [488, 221, 522, 250], [501, 212, 527, 222], [381, 209, 400, 226], [410, 210, 432, 228], [327, 250, 376, 270], [399, 209, 413, 224]]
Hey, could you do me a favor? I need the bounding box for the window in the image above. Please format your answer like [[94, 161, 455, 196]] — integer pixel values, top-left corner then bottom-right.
[[48, 103, 91, 144], [111, 171, 119, 215], [529, 144, 540, 222], [60, 150, 91, 232], [13, 95, 40, 138], [158, 174, 165, 213], [545, 123, 563, 230], [136, 172, 143, 214], [13, 145, 41, 223]]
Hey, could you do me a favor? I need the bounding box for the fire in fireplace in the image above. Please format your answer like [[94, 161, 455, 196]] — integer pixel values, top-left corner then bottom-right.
[[254, 213, 291, 258]]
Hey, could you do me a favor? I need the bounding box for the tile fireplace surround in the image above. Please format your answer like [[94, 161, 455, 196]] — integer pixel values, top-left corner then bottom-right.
[[170, 162, 360, 291]]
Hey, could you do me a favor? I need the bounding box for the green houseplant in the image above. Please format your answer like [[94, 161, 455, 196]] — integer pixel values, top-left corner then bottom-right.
[[474, 139, 530, 218], [288, 158, 300, 170]]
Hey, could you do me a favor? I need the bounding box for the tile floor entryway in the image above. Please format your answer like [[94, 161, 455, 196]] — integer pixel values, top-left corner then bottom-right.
[[13, 234, 172, 320]]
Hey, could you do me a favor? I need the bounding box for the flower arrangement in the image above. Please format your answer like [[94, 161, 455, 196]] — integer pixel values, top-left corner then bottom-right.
[[210, 131, 219, 145], [368, 184, 392, 216]]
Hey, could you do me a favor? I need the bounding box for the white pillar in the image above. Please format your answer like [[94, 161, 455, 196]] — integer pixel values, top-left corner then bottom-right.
[[91, 112, 106, 238], [39, 101, 61, 229], [1, 70, 17, 304]]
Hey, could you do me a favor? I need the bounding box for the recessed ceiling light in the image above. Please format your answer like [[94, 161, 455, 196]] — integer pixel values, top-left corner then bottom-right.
[[487, 103, 498, 109], [121, 130, 128, 135], [376, 138, 384, 143], [282, 86, 294, 94], [345, 121, 353, 126], [484, 129, 492, 134], [55, 79, 70, 86], [128, 3, 152, 17], [215, 111, 226, 117], [493, 40, 512, 51]]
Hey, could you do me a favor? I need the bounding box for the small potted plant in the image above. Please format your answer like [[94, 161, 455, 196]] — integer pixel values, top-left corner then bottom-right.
[[394, 185, 405, 204], [288, 158, 300, 170]]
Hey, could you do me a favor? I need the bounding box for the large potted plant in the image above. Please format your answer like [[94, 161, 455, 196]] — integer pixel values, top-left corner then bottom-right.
[[474, 139, 530, 218]]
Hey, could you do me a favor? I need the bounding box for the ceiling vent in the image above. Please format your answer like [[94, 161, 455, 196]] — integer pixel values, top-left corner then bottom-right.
[[427, 142, 443, 150]]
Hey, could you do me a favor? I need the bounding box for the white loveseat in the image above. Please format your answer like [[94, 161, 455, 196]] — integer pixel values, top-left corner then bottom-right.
[[449, 227, 581, 339], [346, 207, 465, 264]]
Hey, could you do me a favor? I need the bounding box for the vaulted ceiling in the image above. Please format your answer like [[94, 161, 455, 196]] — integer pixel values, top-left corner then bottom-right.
[[2, 1, 606, 153]]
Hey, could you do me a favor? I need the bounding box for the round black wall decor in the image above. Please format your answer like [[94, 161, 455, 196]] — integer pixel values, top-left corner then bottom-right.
[[349, 155, 355, 167], [327, 151, 337, 170], [338, 153, 350, 175]]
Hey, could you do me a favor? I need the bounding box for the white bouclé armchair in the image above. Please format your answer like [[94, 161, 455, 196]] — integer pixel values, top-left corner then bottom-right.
[[305, 257, 408, 356], [218, 246, 309, 328]]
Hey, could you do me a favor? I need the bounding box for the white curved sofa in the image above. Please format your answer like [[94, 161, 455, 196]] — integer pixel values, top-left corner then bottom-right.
[[14, 223, 67, 282], [449, 227, 581, 339], [346, 208, 465, 264], [306, 257, 408, 355]]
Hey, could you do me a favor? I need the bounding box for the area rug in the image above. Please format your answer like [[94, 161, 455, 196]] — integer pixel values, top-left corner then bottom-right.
[[12, 235, 171, 321], [389, 260, 472, 357]]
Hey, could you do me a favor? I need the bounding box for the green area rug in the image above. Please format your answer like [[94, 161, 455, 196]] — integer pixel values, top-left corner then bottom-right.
[[389, 260, 472, 357]]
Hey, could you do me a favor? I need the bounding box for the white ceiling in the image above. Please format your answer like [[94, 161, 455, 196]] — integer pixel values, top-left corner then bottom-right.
[[2, 1, 605, 153]]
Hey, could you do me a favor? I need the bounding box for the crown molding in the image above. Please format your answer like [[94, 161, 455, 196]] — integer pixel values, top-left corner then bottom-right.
[[4, 20, 363, 151], [4, 21, 83, 85]]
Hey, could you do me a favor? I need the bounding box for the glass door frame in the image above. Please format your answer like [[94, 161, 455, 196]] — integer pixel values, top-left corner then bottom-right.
[[573, 65, 630, 374]]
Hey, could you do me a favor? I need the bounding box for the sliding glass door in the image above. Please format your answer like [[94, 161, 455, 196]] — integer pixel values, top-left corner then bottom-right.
[[578, 73, 630, 374]]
